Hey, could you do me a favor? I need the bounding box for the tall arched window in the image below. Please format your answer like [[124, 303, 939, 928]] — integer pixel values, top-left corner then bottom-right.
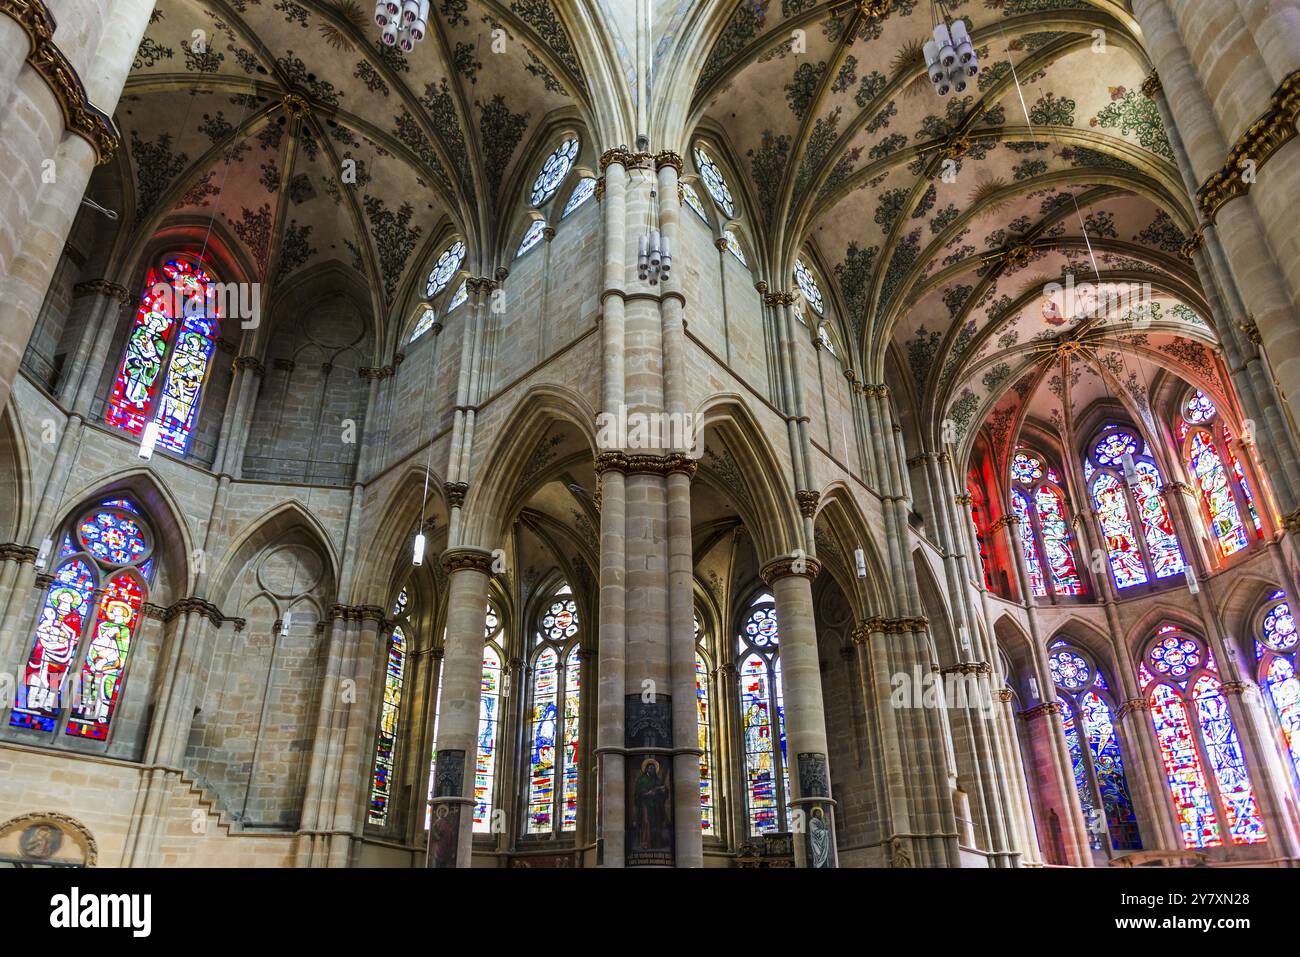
[[425, 240, 465, 298], [368, 588, 411, 826], [530, 137, 580, 207], [12, 498, 154, 741], [1010, 451, 1083, 597], [1254, 591, 1300, 790], [561, 177, 596, 218], [737, 592, 790, 835], [695, 612, 715, 835], [106, 257, 220, 455], [1085, 427, 1185, 589], [1049, 645, 1141, 851], [1177, 390, 1262, 558], [525, 585, 581, 837], [474, 601, 505, 833], [1140, 626, 1267, 848], [692, 146, 735, 218]]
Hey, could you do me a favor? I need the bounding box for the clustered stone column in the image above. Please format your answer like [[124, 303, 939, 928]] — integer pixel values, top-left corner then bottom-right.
[[589, 146, 704, 867], [426, 547, 493, 868]]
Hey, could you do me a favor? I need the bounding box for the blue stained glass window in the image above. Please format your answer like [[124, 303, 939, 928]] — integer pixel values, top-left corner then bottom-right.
[[368, 590, 410, 826], [531, 138, 580, 206], [517, 220, 547, 258], [562, 177, 596, 217], [738, 594, 788, 835], [526, 589, 581, 837]]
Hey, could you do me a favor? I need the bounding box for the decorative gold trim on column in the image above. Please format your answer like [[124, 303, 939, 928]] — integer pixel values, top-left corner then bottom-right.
[[1, 0, 119, 164], [594, 177, 605, 203], [759, 555, 823, 583], [1139, 70, 1161, 99], [1220, 680, 1252, 696], [654, 150, 683, 174], [443, 481, 469, 509], [1117, 697, 1150, 720], [599, 146, 636, 171], [996, 688, 1014, 704], [440, 547, 494, 575], [858, 615, 929, 635], [858, 0, 891, 17], [940, 662, 992, 676], [1179, 230, 1203, 261], [795, 489, 819, 518], [1196, 69, 1300, 223], [1018, 701, 1063, 720], [594, 450, 698, 477], [762, 291, 796, 307], [954, 492, 973, 506]]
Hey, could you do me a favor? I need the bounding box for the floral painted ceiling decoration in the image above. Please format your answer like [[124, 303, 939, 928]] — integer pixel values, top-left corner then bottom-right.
[[689, 0, 1225, 467], [120, 0, 586, 332]]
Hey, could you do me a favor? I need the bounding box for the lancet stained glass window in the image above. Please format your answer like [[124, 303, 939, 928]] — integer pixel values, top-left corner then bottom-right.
[[1051, 647, 1141, 850], [12, 500, 153, 740], [562, 177, 596, 217], [695, 613, 715, 835], [526, 589, 581, 837], [681, 182, 708, 222], [1257, 594, 1300, 790], [738, 594, 789, 835], [1085, 426, 1183, 590], [368, 589, 411, 826], [474, 603, 503, 833], [530, 137, 579, 206], [1010, 451, 1082, 598], [1141, 629, 1267, 848], [1179, 392, 1261, 558], [106, 258, 220, 455], [1012, 490, 1046, 597], [517, 220, 547, 258], [1188, 431, 1249, 558]]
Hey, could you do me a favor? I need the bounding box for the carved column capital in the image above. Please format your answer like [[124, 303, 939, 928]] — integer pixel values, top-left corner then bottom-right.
[[760, 555, 823, 584], [443, 481, 469, 509], [440, 547, 495, 576], [1139, 70, 1162, 99], [599, 146, 637, 171], [654, 150, 684, 174], [796, 489, 820, 518]]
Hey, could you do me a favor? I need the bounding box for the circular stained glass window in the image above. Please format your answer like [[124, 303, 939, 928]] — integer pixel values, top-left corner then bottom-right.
[[530, 137, 580, 207], [693, 146, 735, 219], [542, 598, 579, 642], [1263, 601, 1298, 652], [1093, 430, 1139, 467], [426, 240, 465, 298], [1011, 451, 1044, 486], [794, 259, 824, 316], [1049, 649, 1092, 691], [1184, 390, 1217, 425], [744, 606, 779, 647], [1149, 633, 1201, 678], [76, 509, 150, 566]]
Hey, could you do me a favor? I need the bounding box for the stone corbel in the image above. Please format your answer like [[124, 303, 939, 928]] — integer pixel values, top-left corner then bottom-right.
[[443, 481, 469, 509], [440, 547, 494, 576], [796, 489, 820, 518], [1018, 700, 1063, 721]]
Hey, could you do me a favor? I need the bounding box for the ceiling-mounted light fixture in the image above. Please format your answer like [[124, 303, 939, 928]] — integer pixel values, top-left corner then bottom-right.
[[923, 2, 978, 97], [375, 0, 429, 51]]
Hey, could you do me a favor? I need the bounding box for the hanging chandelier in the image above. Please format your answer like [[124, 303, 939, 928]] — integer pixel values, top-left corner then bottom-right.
[[375, 0, 429, 51], [923, 4, 979, 96]]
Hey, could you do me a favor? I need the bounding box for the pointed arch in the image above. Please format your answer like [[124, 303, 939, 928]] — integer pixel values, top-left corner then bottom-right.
[[0, 402, 32, 543], [460, 384, 598, 549], [812, 482, 890, 621], [696, 395, 802, 564], [206, 500, 340, 610]]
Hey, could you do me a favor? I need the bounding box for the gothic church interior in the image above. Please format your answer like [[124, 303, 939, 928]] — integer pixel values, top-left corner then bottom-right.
[[2, 0, 1300, 870]]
